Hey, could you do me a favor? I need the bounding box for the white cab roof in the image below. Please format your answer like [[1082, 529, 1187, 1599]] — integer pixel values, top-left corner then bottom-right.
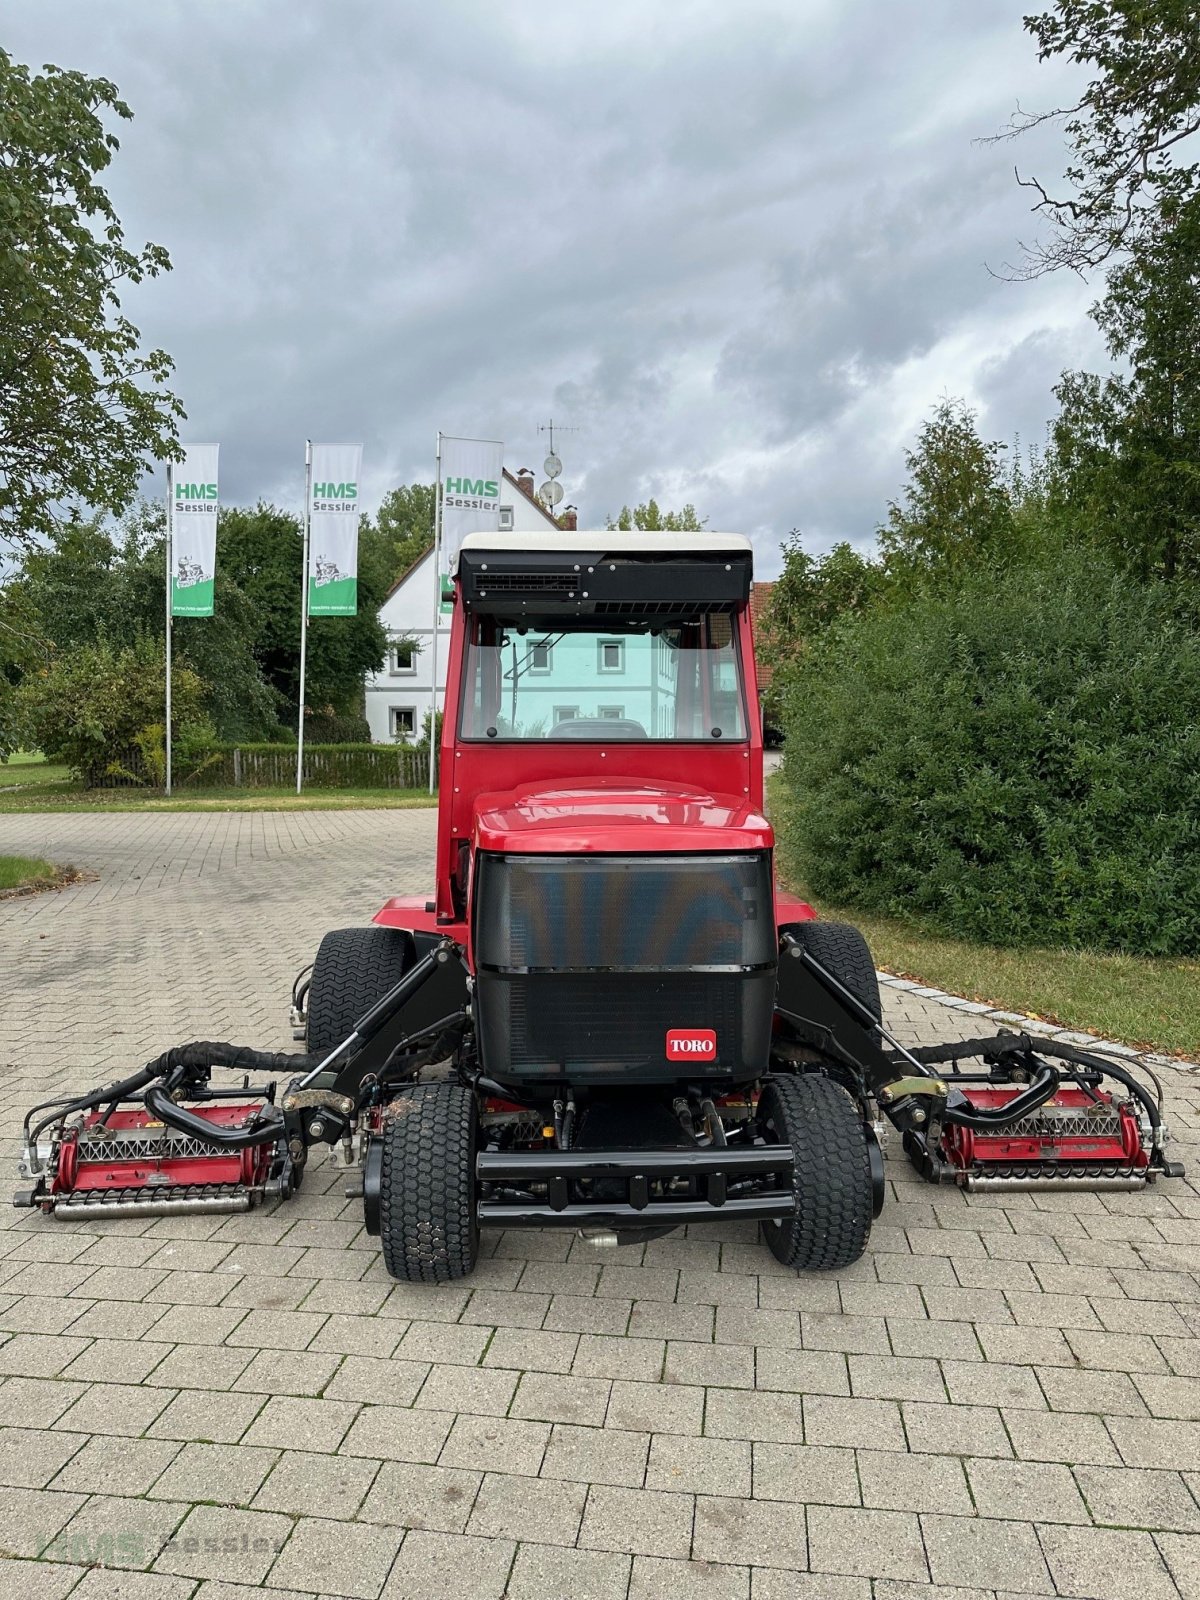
[[455, 531, 751, 569]]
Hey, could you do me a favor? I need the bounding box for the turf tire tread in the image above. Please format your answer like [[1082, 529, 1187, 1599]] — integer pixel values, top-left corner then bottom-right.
[[378, 1081, 478, 1283], [307, 926, 412, 1053], [783, 920, 881, 1025], [761, 1073, 874, 1272]]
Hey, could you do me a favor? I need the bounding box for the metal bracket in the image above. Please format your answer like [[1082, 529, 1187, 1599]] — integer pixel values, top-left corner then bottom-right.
[[879, 1077, 949, 1105]]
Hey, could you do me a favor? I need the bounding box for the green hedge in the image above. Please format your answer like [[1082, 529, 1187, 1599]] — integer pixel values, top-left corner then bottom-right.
[[777, 554, 1200, 956], [303, 712, 372, 744]]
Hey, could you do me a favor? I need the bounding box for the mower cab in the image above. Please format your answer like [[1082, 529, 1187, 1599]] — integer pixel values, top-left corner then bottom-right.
[[16, 532, 1182, 1277]]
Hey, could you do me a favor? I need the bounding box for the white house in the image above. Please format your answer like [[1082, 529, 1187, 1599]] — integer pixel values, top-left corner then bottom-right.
[[366, 467, 569, 743]]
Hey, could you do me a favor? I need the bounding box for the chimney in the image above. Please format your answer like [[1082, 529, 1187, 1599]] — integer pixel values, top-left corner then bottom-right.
[[515, 468, 535, 500]]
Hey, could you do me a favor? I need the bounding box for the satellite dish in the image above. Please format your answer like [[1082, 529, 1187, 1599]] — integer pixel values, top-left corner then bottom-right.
[[544, 453, 562, 479], [538, 480, 564, 506]]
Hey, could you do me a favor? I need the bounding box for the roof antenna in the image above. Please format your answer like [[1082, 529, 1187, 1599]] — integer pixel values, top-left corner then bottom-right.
[[537, 418, 578, 516]]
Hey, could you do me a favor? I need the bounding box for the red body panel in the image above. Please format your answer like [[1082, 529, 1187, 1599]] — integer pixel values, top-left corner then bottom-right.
[[372, 560, 816, 942], [373, 894, 464, 940], [473, 782, 773, 855], [432, 595, 766, 921], [940, 1085, 1148, 1173], [53, 1105, 275, 1196], [776, 891, 818, 925]]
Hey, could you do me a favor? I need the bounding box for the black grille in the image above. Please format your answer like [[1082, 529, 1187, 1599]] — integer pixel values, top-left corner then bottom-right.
[[478, 571, 579, 593], [474, 853, 777, 1084], [476, 853, 774, 972], [591, 600, 724, 617], [509, 973, 744, 1071]]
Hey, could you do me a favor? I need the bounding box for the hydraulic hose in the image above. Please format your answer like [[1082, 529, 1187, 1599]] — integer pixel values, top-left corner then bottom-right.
[[25, 1062, 164, 1149], [153, 1042, 321, 1079], [902, 1032, 1163, 1134]]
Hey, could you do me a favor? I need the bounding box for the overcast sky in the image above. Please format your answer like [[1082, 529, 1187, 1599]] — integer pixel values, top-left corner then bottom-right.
[[6, 0, 1105, 575]]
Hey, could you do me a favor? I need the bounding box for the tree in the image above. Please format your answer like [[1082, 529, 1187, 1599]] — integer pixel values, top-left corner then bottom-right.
[[606, 499, 707, 531], [757, 536, 884, 736], [763, 536, 883, 650], [0, 50, 182, 552], [878, 400, 1015, 579], [997, 1, 1200, 276], [6, 507, 278, 739], [19, 634, 205, 781], [218, 504, 389, 718], [1051, 192, 1200, 579], [360, 484, 435, 583]]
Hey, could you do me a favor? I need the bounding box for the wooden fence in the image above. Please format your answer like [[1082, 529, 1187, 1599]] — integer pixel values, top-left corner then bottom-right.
[[87, 742, 432, 791]]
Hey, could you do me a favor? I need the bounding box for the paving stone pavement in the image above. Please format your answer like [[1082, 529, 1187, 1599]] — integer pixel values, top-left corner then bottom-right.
[[2, 808, 1199, 1600]]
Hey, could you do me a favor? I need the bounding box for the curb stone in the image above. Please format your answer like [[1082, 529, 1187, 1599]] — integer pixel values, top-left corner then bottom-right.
[[875, 970, 1198, 1074]]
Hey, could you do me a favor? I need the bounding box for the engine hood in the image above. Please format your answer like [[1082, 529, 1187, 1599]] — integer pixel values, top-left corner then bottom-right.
[[472, 779, 773, 855]]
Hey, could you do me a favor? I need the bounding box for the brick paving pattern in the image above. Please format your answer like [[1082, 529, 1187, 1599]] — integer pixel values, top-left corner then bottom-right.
[[1, 808, 1198, 1599]]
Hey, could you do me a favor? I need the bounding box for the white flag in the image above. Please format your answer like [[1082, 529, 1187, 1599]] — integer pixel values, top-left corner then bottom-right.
[[309, 444, 362, 616], [440, 436, 503, 576], [170, 445, 219, 617]]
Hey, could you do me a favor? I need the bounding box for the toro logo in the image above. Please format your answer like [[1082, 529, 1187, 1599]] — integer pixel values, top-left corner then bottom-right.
[[666, 1029, 717, 1062]]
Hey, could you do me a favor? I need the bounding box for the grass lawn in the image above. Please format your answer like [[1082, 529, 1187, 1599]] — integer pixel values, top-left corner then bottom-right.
[[0, 752, 72, 790], [0, 855, 61, 893], [0, 754, 437, 812], [0, 783, 437, 813], [767, 779, 1198, 1057]]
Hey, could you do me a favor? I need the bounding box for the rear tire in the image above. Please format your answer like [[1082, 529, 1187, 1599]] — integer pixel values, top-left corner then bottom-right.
[[782, 920, 881, 1029], [378, 1081, 478, 1282], [307, 926, 413, 1053], [759, 1073, 874, 1271]]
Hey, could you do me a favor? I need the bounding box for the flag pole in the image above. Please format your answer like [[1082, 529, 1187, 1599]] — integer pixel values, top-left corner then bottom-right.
[[428, 431, 442, 796], [296, 439, 312, 796], [165, 464, 173, 796]]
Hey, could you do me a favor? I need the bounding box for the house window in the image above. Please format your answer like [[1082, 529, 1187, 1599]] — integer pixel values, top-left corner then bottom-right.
[[529, 639, 552, 673], [598, 705, 624, 719], [390, 641, 417, 675], [598, 639, 625, 672], [553, 705, 579, 724], [499, 506, 514, 531], [390, 706, 416, 739]]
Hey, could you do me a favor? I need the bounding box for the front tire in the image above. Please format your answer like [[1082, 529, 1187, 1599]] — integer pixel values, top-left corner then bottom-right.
[[307, 926, 413, 1053], [378, 1081, 479, 1283], [760, 1073, 874, 1271]]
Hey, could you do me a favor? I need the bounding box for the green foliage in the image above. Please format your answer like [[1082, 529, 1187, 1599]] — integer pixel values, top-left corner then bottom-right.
[[18, 635, 206, 782], [878, 400, 1016, 581], [778, 550, 1200, 957], [360, 483, 435, 582], [1051, 193, 1200, 580], [763, 536, 883, 649], [0, 49, 182, 553], [606, 499, 707, 531], [218, 503, 389, 718], [1005, 0, 1200, 275], [0, 685, 23, 759], [757, 537, 884, 730], [1, 507, 279, 739], [305, 711, 371, 743]]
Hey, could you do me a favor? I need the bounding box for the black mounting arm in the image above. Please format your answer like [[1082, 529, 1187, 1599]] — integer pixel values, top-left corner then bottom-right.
[[775, 933, 946, 1135]]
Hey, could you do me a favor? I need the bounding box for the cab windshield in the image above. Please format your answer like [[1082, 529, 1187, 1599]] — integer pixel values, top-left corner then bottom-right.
[[460, 613, 748, 741]]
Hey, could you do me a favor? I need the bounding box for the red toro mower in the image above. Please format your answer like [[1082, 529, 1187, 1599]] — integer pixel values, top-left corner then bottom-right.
[[15, 534, 1181, 1275]]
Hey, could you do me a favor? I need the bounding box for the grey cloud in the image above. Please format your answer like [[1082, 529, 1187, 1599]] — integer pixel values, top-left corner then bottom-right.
[[5, 0, 1101, 573]]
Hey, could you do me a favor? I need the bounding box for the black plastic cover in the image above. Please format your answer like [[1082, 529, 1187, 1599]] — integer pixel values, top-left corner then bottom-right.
[[458, 549, 751, 615]]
